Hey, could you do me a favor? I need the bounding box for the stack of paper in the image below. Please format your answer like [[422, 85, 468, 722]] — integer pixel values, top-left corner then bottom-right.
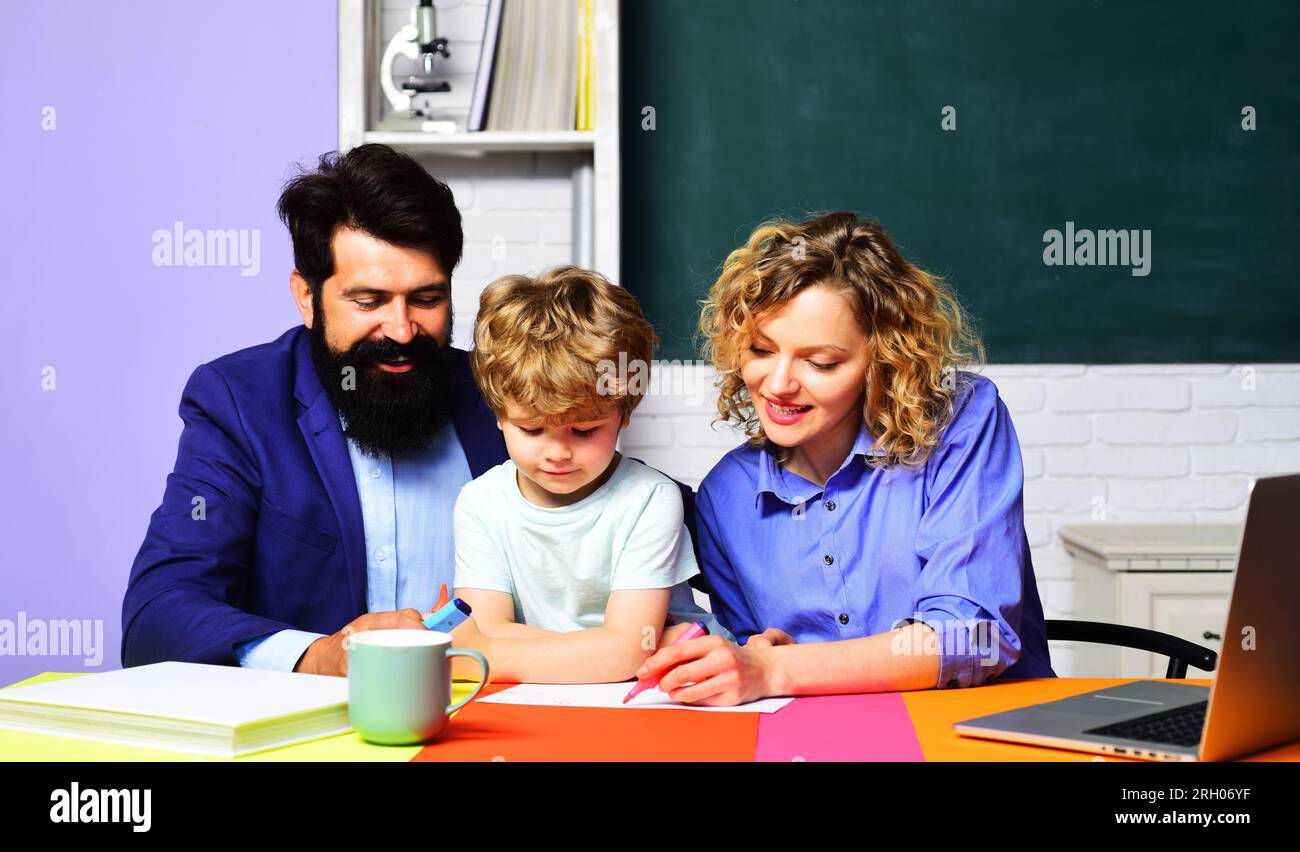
[[0, 662, 350, 757]]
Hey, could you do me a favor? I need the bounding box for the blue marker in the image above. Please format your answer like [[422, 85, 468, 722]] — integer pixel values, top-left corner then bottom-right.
[[423, 598, 472, 633]]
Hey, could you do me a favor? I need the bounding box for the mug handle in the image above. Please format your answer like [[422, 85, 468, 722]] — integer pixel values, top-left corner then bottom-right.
[[444, 649, 490, 716]]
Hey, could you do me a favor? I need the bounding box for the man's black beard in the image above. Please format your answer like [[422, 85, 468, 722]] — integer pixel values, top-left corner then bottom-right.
[[308, 309, 457, 460]]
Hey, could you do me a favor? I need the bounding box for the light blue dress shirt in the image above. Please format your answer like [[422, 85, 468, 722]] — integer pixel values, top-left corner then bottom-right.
[[233, 420, 472, 671], [694, 373, 1055, 689]]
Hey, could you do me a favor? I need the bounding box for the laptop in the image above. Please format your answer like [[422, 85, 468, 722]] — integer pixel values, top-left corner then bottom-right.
[[954, 473, 1300, 761]]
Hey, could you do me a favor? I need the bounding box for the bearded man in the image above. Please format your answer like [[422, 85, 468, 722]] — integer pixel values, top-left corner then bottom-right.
[[121, 144, 506, 676]]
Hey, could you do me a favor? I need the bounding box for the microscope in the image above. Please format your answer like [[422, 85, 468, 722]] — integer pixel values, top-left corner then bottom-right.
[[380, 0, 456, 128]]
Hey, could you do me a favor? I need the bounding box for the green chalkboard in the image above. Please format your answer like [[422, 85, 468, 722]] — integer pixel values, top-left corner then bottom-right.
[[621, 0, 1300, 363]]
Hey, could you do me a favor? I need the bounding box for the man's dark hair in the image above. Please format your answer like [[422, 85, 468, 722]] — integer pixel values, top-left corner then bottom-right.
[[276, 143, 463, 292]]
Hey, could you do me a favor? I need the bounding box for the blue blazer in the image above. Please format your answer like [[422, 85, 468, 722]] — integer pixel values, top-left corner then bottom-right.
[[120, 326, 508, 667]]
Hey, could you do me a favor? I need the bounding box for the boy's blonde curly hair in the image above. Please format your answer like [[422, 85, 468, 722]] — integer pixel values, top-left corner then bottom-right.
[[698, 212, 985, 469], [472, 266, 659, 424]]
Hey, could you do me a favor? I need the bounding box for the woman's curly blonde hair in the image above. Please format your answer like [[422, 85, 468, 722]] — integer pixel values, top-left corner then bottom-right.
[[698, 212, 985, 469]]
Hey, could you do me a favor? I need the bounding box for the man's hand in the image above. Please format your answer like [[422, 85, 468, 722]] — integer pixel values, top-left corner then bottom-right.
[[293, 609, 427, 677]]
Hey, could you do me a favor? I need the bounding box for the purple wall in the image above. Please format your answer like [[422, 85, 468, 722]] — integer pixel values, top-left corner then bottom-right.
[[0, 1, 338, 684]]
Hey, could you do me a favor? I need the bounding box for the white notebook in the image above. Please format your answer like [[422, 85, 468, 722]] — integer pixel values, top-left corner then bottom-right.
[[0, 661, 351, 757]]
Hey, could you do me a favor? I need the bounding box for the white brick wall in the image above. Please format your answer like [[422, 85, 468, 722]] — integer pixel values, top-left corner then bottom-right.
[[618, 362, 1300, 675], [412, 150, 581, 347]]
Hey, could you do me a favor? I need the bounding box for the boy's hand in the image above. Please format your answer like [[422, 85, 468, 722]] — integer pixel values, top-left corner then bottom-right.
[[449, 614, 490, 653], [448, 615, 492, 681]]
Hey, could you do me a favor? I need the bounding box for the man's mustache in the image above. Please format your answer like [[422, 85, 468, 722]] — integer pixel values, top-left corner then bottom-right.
[[339, 334, 443, 365]]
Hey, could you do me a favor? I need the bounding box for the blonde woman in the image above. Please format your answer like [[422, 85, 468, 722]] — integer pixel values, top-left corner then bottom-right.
[[637, 212, 1054, 705]]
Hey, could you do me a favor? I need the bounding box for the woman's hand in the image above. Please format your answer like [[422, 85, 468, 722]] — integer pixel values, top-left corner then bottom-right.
[[745, 627, 797, 649], [636, 634, 778, 707], [658, 621, 697, 647]]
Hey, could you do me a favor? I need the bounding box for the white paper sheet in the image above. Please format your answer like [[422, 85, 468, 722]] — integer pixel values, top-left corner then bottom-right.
[[478, 682, 793, 713]]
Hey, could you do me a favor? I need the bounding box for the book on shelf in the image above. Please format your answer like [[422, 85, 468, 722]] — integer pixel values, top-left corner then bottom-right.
[[467, 0, 504, 131], [576, 0, 594, 131], [470, 0, 594, 133]]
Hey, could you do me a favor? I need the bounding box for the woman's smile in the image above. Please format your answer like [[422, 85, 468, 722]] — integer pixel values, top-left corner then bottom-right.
[[763, 396, 813, 425]]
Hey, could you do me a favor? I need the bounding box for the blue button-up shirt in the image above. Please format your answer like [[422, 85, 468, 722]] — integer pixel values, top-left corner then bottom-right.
[[694, 374, 1054, 689], [233, 420, 472, 670]]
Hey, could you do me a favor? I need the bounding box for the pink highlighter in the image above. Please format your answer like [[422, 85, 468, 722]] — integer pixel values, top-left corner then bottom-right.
[[622, 621, 710, 704]]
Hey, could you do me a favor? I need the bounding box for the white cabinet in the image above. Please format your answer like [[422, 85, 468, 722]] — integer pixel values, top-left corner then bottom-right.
[[1059, 525, 1240, 678]]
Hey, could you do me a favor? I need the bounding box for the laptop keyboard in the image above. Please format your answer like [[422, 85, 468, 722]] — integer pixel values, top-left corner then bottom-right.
[[1085, 700, 1208, 748]]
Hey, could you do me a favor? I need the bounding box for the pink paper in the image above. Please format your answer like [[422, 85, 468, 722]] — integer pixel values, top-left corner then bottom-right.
[[755, 693, 924, 762]]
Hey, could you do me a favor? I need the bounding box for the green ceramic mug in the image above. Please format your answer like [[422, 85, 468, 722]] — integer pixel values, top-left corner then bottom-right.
[[345, 629, 489, 745]]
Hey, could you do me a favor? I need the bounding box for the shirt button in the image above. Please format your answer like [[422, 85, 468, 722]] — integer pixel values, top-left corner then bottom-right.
[[838, 613, 849, 625], [823, 554, 834, 566], [375, 548, 387, 561], [825, 500, 836, 511], [370, 468, 382, 479]]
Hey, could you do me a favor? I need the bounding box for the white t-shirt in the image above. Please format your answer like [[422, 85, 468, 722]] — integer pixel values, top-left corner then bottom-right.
[[454, 455, 726, 636]]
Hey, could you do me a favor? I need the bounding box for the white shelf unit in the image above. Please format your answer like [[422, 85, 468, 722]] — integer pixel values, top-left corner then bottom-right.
[[337, 0, 621, 280], [361, 130, 597, 152]]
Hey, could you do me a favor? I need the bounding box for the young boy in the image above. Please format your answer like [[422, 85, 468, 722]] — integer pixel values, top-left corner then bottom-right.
[[448, 266, 727, 683]]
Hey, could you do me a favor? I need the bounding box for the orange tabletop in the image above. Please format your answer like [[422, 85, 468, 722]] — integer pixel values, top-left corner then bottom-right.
[[902, 677, 1300, 762]]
